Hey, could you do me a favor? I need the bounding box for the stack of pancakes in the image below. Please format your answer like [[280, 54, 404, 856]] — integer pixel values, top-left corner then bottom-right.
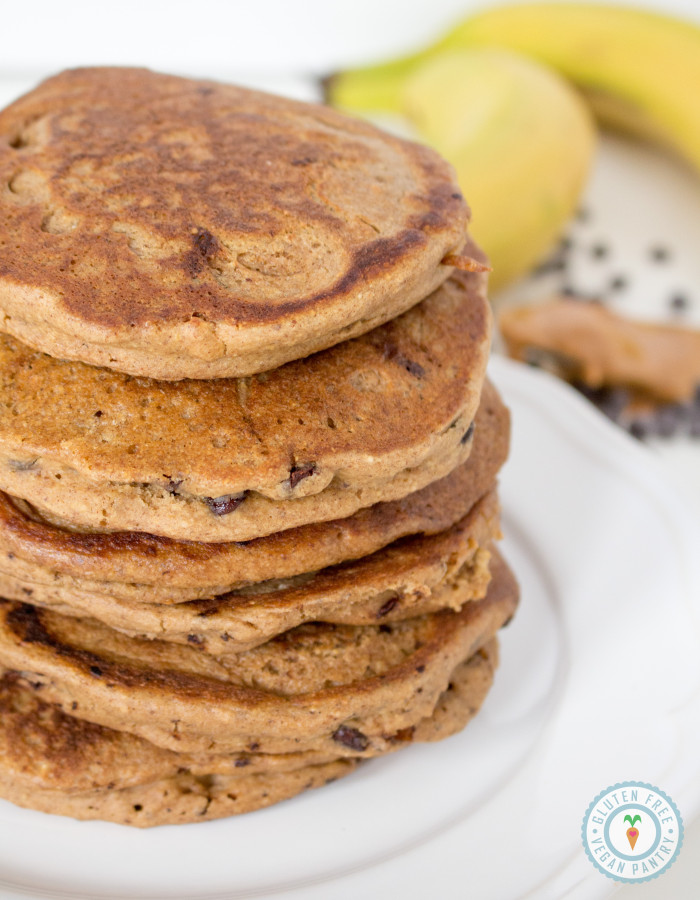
[[0, 68, 518, 827]]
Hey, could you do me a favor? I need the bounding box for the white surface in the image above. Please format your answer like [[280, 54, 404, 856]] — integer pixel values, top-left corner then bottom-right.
[[0, 0, 698, 74], [0, 358, 699, 899]]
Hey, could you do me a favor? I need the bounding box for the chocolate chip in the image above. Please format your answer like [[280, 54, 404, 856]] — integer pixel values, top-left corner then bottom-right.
[[650, 246, 670, 263], [220, 633, 230, 641], [90, 665, 103, 677], [164, 478, 183, 494], [71, 701, 78, 711], [383, 343, 425, 378], [234, 757, 251, 768], [187, 634, 203, 645], [194, 228, 218, 258], [609, 275, 627, 291], [248, 742, 260, 751], [460, 422, 475, 445], [415, 664, 425, 673], [288, 463, 316, 489], [204, 493, 247, 515], [291, 157, 315, 166], [451, 192, 462, 199], [378, 624, 392, 633], [332, 725, 369, 751], [655, 404, 686, 438], [376, 596, 399, 618], [94, 410, 102, 417], [628, 419, 650, 440], [133, 804, 143, 812], [669, 293, 689, 312]]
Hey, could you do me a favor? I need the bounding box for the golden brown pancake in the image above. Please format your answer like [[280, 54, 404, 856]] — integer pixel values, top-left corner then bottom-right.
[[0, 641, 497, 826], [0, 491, 499, 655], [0, 67, 469, 380], [0, 268, 490, 541], [0, 380, 509, 596], [0, 552, 517, 756]]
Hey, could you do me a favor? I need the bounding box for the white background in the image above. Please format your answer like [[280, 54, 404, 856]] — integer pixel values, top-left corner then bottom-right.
[[1, 1, 699, 897]]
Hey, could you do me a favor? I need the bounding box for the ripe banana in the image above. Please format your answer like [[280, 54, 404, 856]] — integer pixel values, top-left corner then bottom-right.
[[327, 3, 700, 171], [399, 49, 595, 290]]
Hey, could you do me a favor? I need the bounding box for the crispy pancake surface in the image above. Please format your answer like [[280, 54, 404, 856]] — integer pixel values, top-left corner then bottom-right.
[[0, 379, 509, 589], [0, 67, 469, 379], [0, 268, 490, 541], [0, 553, 517, 755], [0, 491, 499, 654], [0, 640, 497, 826]]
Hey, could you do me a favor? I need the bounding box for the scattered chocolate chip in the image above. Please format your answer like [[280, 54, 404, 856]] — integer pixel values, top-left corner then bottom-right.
[[415, 664, 426, 673], [90, 665, 103, 677], [460, 422, 475, 445], [451, 192, 462, 199], [132, 804, 143, 812], [234, 757, 251, 768], [21, 587, 33, 596], [378, 624, 392, 634], [106, 782, 115, 790], [194, 228, 218, 258], [533, 256, 567, 276], [650, 246, 670, 263], [204, 493, 247, 516], [332, 725, 369, 751], [94, 410, 102, 417], [71, 701, 78, 711], [187, 634, 203, 645], [288, 462, 316, 489], [220, 633, 230, 641], [376, 596, 399, 618], [591, 243, 609, 259], [291, 157, 315, 166], [248, 742, 260, 751], [165, 478, 183, 494], [8, 458, 39, 471], [628, 419, 650, 440], [383, 343, 425, 378], [669, 293, 689, 312], [609, 275, 627, 291], [655, 404, 686, 438]]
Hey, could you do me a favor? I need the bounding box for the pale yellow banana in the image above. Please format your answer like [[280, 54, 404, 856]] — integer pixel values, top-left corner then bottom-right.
[[327, 3, 700, 172], [400, 49, 594, 290]]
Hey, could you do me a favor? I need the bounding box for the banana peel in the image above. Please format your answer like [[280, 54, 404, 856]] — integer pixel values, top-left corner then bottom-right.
[[405, 50, 595, 290]]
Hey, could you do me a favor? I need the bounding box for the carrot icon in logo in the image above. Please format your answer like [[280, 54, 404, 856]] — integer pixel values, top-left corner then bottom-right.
[[624, 814, 641, 850]]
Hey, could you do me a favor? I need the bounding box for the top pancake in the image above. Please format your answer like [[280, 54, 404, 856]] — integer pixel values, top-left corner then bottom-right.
[[0, 67, 469, 379]]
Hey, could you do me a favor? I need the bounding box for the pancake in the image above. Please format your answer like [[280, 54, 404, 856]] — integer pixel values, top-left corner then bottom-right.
[[0, 268, 490, 542], [0, 378, 508, 598], [0, 67, 470, 380], [0, 640, 497, 826], [0, 552, 517, 756], [0, 491, 499, 654]]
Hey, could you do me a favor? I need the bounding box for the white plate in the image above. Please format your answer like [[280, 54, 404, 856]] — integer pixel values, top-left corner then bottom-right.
[[0, 356, 699, 900]]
